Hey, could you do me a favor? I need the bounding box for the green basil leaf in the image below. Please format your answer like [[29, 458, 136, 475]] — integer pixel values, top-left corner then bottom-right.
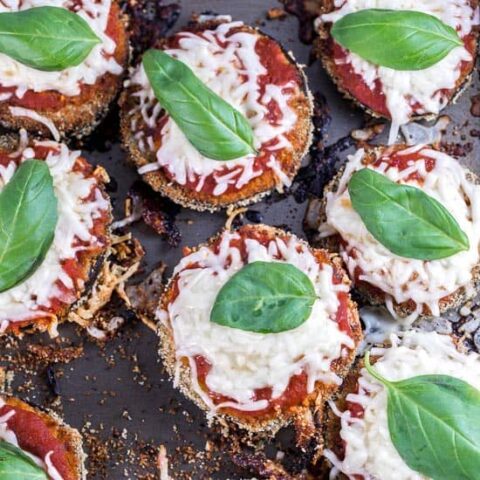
[[0, 160, 58, 293], [210, 261, 317, 333], [0, 6, 101, 72], [348, 168, 469, 260], [364, 352, 480, 480], [142, 49, 256, 161], [331, 9, 463, 71], [0, 440, 48, 479]]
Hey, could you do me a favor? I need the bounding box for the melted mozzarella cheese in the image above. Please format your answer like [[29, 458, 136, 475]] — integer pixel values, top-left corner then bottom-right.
[[320, 147, 480, 322], [127, 21, 298, 195], [0, 139, 110, 330], [0, 398, 64, 479], [0, 0, 122, 97], [319, 0, 479, 144], [157, 230, 354, 412], [325, 331, 480, 479]]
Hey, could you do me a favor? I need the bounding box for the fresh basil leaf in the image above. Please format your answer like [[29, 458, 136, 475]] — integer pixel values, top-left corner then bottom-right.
[[142, 49, 256, 161], [331, 9, 463, 71], [348, 168, 469, 260], [210, 261, 317, 333], [0, 160, 58, 293], [364, 352, 480, 480], [0, 6, 101, 71], [0, 440, 48, 479]]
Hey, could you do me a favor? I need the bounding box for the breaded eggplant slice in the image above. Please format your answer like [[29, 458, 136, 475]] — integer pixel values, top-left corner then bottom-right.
[[0, 133, 112, 336], [120, 19, 313, 212], [0, 395, 86, 479], [157, 224, 362, 436], [314, 0, 479, 141], [317, 144, 480, 321], [0, 0, 129, 140], [322, 330, 480, 479]]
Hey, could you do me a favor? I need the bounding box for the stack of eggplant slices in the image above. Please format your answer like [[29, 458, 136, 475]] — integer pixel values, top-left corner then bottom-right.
[[0, 0, 478, 478]]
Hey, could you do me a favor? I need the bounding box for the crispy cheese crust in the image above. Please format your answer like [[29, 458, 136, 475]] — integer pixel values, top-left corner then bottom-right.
[[2, 396, 86, 480], [316, 144, 480, 319], [313, 0, 479, 121], [120, 20, 313, 212], [0, 1, 129, 140], [158, 224, 363, 436]]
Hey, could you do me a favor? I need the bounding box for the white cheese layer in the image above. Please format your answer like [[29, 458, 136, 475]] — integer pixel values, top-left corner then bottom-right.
[[0, 138, 110, 329], [319, 0, 479, 144], [128, 21, 298, 196], [325, 330, 480, 480], [320, 146, 480, 322], [0, 398, 64, 480], [157, 230, 354, 412], [0, 0, 122, 98]]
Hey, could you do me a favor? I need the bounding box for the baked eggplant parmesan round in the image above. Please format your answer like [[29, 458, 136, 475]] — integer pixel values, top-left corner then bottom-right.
[[157, 224, 362, 434], [0, 133, 111, 336], [323, 330, 480, 480], [0, 0, 129, 140], [120, 19, 313, 212], [319, 144, 480, 322], [315, 0, 479, 143], [0, 395, 85, 479]]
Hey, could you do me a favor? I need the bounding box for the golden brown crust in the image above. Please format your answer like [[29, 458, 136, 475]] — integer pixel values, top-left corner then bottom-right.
[[0, 1, 129, 140], [158, 224, 362, 437], [313, 0, 479, 121], [119, 21, 313, 212], [2, 395, 86, 479], [316, 144, 480, 319], [0, 134, 113, 337]]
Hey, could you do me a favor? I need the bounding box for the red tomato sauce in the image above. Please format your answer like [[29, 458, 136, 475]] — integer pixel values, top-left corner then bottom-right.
[[145, 25, 303, 196], [329, 26, 476, 118], [0, 1, 124, 111], [0, 404, 75, 480], [168, 227, 355, 416], [0, 143, 110, 325]]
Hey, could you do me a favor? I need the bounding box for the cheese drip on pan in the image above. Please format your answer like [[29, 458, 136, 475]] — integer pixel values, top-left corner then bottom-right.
[[157, 231, 354, 413], [319, 0, 479, 144], [128, 21, 298, 196], [325, 330, 480, 480], [0, 398, 64, 480], [0, 139, 109, 331], [320, 146, 480, 322], [0, 0, 122, 98]]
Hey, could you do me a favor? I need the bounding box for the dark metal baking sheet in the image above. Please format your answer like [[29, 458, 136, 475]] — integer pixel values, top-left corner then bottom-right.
[[0, 1, 479, 479]]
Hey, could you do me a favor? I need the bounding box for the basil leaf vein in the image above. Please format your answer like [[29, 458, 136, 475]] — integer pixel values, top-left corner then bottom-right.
[[0, 160, 58, 293], [210, 261, 317, 333], [142, 49, 256, 161], [364, 352, 480, 480], [0, 6, 101, 71], [331, 9, 463, 71], [0, 440, 48, 479], [348, 168, 469, 260]]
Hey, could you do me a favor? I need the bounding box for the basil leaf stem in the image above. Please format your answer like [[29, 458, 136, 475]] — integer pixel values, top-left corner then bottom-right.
[[0, 160, 58, 292], [348, 168, 469, 260], [210, 261, 317, 333], [0, 440, 48, 479], [142, 49, 257, 161], [0, 6, 101, 71], [331, 9, 463, 71], [364, 351, 480, 480]]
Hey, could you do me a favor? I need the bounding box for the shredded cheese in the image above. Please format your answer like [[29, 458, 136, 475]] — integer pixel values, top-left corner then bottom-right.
[[0, 0, 122, 97], [9, 107, 60, 141], [320, 146, 480, 322], [157, 230, 354, 413], [126, 21, 299, 196], [0, 139, 110, 329], [318, 0, 479, 144], [325, 330, 480, 479]]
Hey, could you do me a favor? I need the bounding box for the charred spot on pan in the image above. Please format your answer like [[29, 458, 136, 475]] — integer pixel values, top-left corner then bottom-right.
[[279, 0, 323, 45]]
